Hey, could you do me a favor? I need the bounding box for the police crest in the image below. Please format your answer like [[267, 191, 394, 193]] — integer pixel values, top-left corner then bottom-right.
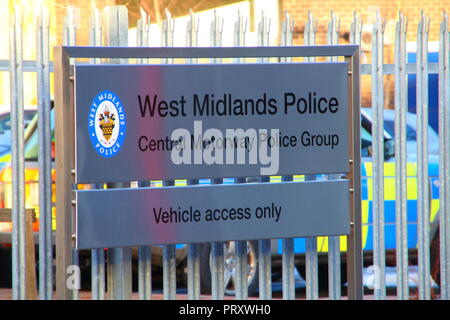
[[99, 106, 116, 142], [88, 90, 126, 158]]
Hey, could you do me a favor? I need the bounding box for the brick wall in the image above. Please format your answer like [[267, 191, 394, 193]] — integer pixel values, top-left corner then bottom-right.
[[49, 0, 449, 108], [280, 0, 449, 108], [281, 0, 447, 43]]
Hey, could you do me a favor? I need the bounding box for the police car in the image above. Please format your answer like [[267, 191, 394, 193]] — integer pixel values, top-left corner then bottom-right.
[[195, 107, 441, 296]]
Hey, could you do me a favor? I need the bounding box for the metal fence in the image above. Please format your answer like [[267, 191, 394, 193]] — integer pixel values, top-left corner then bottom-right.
[[1, 4, 450, 300]]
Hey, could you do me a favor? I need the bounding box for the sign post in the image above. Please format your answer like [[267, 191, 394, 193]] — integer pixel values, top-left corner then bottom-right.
[[55, 45, 362, 300]]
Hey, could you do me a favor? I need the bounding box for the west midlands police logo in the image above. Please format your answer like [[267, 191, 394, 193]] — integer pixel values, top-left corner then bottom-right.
[[88, 90, 126, 158]]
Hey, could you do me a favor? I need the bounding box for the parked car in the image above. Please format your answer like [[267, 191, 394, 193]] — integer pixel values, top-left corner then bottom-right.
[[197, 107, 441, 295]]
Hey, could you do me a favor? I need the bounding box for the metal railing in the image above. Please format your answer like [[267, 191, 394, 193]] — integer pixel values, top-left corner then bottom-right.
[[1, 4, 450, 301]]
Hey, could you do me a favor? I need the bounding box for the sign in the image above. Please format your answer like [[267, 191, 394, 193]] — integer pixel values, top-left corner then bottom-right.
[[75, 63, 349, 183], [76, 180, 350, 249]]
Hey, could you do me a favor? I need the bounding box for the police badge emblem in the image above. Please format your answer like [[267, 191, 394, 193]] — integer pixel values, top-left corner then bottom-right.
[[88, 90, 126, 158]]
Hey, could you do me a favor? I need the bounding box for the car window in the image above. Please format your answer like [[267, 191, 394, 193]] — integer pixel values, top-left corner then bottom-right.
[[383, 119, 416, 141]]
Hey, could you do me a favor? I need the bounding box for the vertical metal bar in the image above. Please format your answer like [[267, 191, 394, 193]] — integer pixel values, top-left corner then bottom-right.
[[211, 240, 224, 300], [162, 221, 177, 299], [137, 181, 152, 300], [92, 248, 100, 300], [89, 5, 106, 301], [326, 11, 342, 300], [326, 11, 339, 51], [15, 6, 25, 300], [281, 238, 294, 299], [9, 5, 25, 300], [394, 12, 409, 300], [208, 11, 227, 300], [281, 174, 295, 300], [42, 5, 53, 302], [302, 12, 321, 301], [92, 248, 105, 300], [255, 11, 272, 300], [63, 6, 79, 300], [232, 72, 248, 302], [107, 247, 132, 300], [257, 10, 270, 58], [235, 9, 247, 50], [187, 242, 200, 300], [210, 10, 223, 64], [136, 7, 150, 64], [186, 9, 199, 64], [258, 239, 271, 300], [161, 184, 176, 299], [350, 11, 362, 49], [63, 6, 77, 66], [327, 10, 340, 59], [159, 10, 177, 300], [161, 9, 175, 64], [417, 12, 431, 300], [37, 3, 53, 300], [140, 247, 154, 301], [416, 13, 424, 299], [234, 178, 247, 300], [184, 12, 201, 300], [211, 183, 224, 300], [304, 176, 319, 300], [280, 10, 293, 64], [210, 154, 225, 286], [439, 11, 450, 300], [371, 11, 386, 299], [293, 12, 317, 301], [328, 234, 341, 300], [89, 5, 102, 64], [135, 8, 152, 301], [103, 5, 128, 64], [235, 239, 248, 300], [186, 181, 199, 300], [102, 5, 132, 301], [304, 11, 316, 62], [305, 237, 319, 300], [280, 16, 295, 298], [99, 248, 106, 300]]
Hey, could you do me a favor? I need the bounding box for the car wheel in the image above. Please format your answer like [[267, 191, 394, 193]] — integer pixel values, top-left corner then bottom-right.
[[200, 240, 259, 296]]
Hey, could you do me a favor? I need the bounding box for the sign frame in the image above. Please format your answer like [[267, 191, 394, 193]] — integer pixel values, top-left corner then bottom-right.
[[54, 45, 362, 300], [76, 180, 351, 249]]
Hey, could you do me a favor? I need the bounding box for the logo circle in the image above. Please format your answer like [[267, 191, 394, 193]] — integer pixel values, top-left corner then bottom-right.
[[88, 90, 126, 158]]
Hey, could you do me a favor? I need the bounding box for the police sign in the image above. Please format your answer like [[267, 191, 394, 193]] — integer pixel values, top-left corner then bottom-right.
[[74, 62, 349, 183]]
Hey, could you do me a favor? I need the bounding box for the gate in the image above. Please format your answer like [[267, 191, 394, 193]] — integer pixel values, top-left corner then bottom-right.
[[1, 3, 449, 301]]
